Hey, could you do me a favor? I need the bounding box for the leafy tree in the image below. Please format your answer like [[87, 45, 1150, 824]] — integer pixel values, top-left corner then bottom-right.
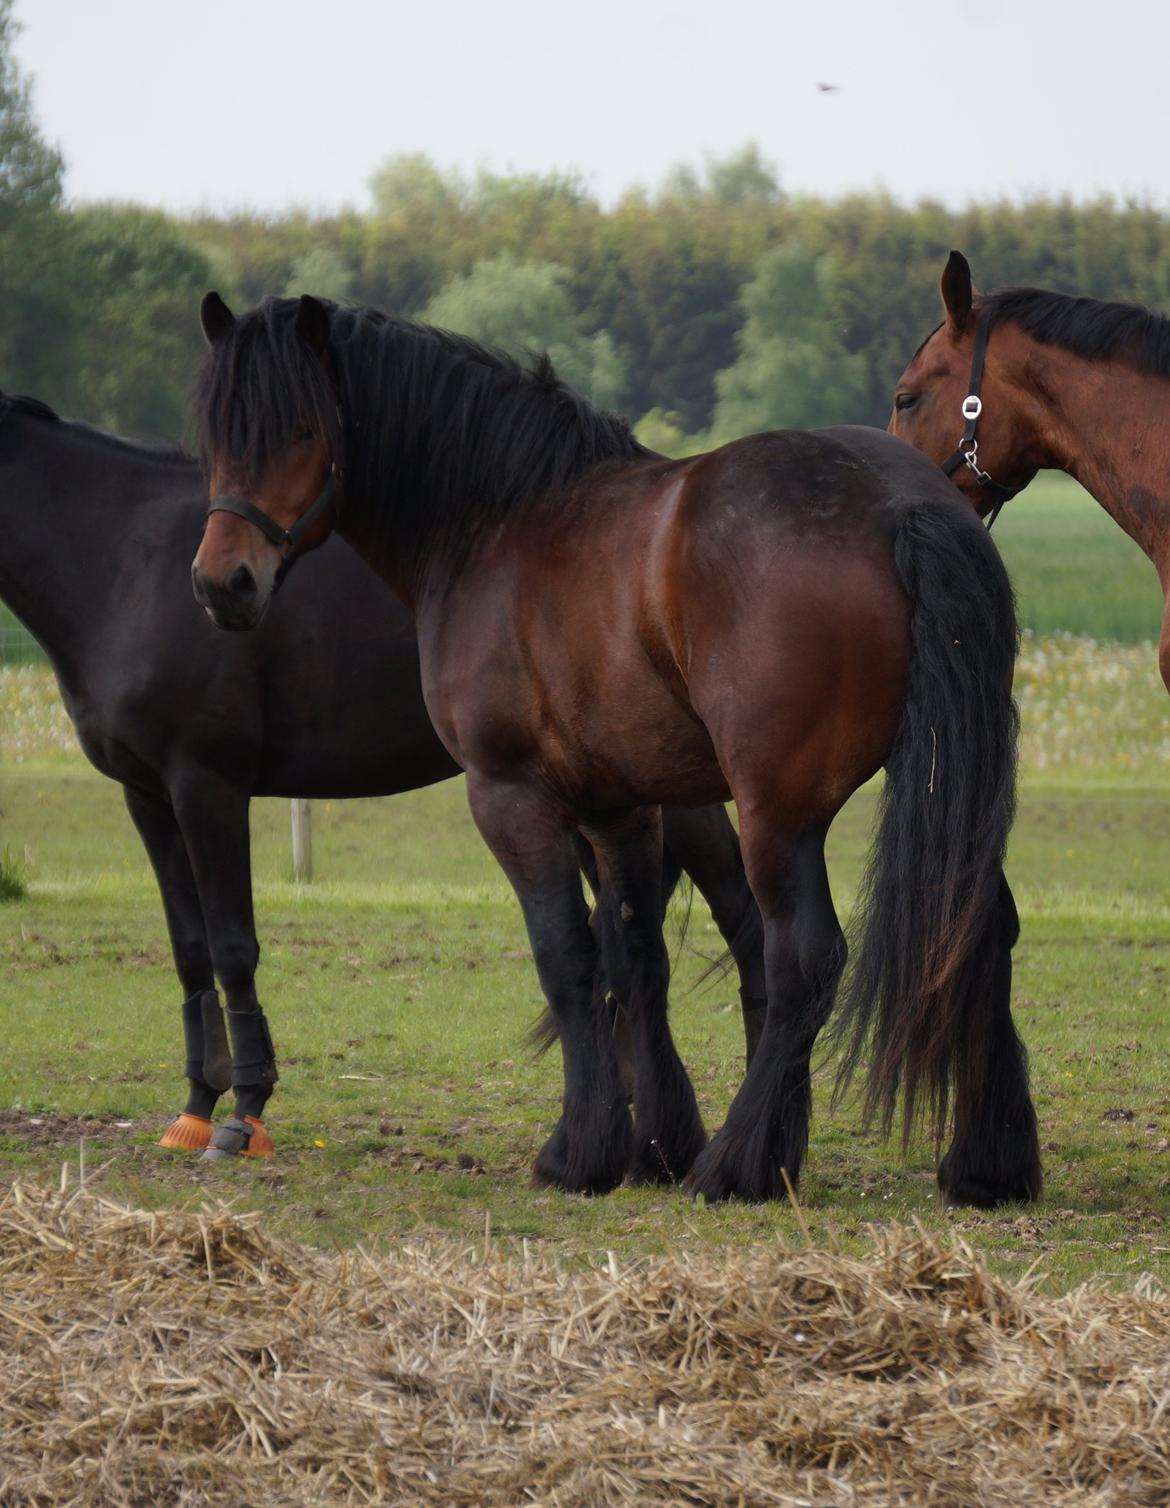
[[633, 408, 694, 457], [708, 144, 782, 207], [369, 153, 466, 218], [586, 199, 751, 431], [423, 255, 628, 410], [0, 0, 75, 401], [284, 245, 354, 301], [708, 243, 869, 441], [0, 0, 60, 212], [70, 205, 214, 436], [656, 143, 781, 206]]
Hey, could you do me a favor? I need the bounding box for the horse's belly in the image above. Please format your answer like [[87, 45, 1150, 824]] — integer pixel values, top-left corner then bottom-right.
[[538, 682, 728, 810]]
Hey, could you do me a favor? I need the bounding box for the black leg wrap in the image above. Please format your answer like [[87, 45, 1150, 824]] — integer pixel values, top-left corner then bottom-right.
[[224, 1006, 278, 1120], [179, 990, 227, 1118], [226, 1006, 278, 1089], [200, 990, 233, 1094], [181, 992, 205, 1087]]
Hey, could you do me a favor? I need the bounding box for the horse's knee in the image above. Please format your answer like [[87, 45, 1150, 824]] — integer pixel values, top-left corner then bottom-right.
[[210, 933, 260, 995], [171, 935, 213, 992]]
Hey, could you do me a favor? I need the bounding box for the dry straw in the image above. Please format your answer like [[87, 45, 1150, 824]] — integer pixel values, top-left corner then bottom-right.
[[1, 1178, 1168, 1506]]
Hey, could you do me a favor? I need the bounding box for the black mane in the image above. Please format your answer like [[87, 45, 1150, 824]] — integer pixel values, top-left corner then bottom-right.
[[192, 297, 647, 566], [0, 388, 190, 463], [0, 391, 61, 424], [984, 287, 1170, 375]]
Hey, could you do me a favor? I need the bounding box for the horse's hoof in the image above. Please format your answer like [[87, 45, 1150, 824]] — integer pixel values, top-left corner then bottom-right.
[[199, 1115, 275, 1162], [683, 1134, 792, 1204], [531, 1121, 627, 1195], [159, 1113, 213, 1152], [938, 1168, 1040, 1208]]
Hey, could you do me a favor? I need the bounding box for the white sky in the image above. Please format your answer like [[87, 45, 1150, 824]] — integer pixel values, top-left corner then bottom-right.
[[14, 0, 1170, 215]]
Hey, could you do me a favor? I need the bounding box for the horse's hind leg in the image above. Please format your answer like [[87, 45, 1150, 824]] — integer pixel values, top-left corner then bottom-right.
[[938, 873, 1042, 1207], [583, 807, 707, 1184], [686, 823, 844, 1202], [468, 774, 632, 1193], [171, 779, 277, 1160], [122, 786, 231, 1150], [660, 804, 766, 1069]]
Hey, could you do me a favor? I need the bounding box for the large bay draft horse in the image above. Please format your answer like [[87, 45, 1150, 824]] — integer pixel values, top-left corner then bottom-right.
[[0, 390, 764, 1160], [190, 293, 1034, 1206]]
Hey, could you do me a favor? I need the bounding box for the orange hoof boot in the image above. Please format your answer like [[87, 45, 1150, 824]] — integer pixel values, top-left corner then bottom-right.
[[242, 1115, 275, 1158], [200, 1115, 275, 1162], [159, 1112, 214, 1152]]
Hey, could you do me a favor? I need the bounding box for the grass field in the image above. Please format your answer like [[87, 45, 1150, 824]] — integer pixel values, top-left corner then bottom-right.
[[5, 622, 1170, 1294], [991, 473, 1164, 641]]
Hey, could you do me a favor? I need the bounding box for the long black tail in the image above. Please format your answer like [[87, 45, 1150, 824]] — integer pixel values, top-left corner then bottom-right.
[[835, 503, 1019, 1145]]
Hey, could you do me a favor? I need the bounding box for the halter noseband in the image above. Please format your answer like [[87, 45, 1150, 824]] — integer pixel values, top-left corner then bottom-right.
[[939, 306, 1020, 530], [206, 464, 341, 590]]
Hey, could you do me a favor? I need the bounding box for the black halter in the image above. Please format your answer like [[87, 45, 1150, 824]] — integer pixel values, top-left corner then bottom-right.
[[206, 465, 341, 589], [939, 306, 1021, 530]]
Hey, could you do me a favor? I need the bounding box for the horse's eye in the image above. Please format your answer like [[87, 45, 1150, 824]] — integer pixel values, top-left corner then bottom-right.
[[894, 392, 919, 413], [293, 427, 314, 445]]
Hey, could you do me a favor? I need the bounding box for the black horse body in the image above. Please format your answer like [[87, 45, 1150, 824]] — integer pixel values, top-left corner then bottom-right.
[[0, 393, 762, 1152]]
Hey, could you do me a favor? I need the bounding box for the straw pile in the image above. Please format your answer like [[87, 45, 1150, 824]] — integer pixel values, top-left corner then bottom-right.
[[1, 1181, 1168, 1507]]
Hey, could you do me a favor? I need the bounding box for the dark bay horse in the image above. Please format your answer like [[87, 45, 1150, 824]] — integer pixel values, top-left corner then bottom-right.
[[189, 294, 1032, 1207], [0, 391, 763, 1159], [893, 251, 1170, 684]]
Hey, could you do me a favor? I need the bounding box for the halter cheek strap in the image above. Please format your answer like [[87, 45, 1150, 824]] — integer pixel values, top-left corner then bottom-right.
[[939, 307, 1021, 530], [206, 467, 340, 590]]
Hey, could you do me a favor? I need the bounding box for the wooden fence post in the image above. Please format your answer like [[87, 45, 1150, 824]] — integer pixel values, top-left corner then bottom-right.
[[291, 798, 313, 881]]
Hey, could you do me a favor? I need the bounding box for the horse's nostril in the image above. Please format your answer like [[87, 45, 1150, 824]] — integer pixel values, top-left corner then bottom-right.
[[228, 564, 257, 599]]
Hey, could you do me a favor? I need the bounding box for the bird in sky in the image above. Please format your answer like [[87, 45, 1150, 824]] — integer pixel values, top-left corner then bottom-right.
[[816, 82, 840, 93]]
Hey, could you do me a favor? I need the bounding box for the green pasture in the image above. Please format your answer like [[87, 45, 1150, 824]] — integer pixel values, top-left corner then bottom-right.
[[5, 627, 1170, 1291], [991, 473, 1164, 641]]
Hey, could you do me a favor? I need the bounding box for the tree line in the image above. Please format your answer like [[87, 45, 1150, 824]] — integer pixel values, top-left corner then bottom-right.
[[6, 4, 1170, 454]]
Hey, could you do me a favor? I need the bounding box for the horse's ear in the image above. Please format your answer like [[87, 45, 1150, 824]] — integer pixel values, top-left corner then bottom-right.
[[940, 250, 974, 335], [200, 291, 236, 346], [295, 295, 331, 357]]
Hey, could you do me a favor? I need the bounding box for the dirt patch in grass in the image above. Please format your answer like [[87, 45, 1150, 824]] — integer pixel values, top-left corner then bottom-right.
[[0, 1110, 140, 1147]]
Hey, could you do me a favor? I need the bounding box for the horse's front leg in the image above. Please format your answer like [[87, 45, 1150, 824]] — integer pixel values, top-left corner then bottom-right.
[[582, 807, 707, 1183], [171, 777, 277, 1160], [122, 785, 231, 1151], [467, 773, 632, 1193]]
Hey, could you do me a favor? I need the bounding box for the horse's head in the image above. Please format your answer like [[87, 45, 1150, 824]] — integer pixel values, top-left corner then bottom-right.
[[890, 251, 1041, 518], [191, 292, 341, 630]]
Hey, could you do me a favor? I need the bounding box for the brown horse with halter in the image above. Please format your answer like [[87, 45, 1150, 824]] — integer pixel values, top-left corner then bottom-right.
[[892, 253, 1170, 676], [189, 291, 1032, 1204]]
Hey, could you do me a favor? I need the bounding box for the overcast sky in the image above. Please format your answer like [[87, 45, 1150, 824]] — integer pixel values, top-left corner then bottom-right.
[[14, 0, 1170, 215]]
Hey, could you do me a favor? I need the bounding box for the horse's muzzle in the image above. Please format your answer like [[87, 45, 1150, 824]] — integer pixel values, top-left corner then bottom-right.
[[191, 559, 271, 631]]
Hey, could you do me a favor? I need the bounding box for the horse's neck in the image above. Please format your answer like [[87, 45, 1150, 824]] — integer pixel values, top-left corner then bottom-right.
[[0, 417, 195, 668], [1032, 354, 1170, 585]]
